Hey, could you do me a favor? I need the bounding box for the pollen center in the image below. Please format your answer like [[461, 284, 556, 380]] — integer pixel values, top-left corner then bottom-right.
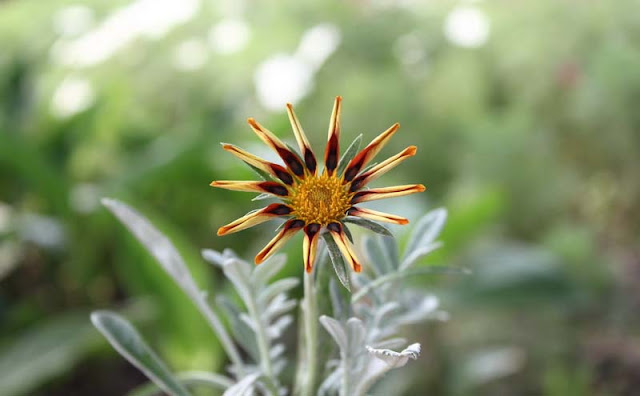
[[290, 173, 353, 225]]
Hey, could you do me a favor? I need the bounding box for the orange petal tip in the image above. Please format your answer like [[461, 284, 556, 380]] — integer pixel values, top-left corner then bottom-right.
[[417, 184, 426, 192], [210, 181, 218, 186], [406, 146, 418, 156], [398, 218, 410, 225], [247, 118, 259, 128], [217, 227, 227, 236]]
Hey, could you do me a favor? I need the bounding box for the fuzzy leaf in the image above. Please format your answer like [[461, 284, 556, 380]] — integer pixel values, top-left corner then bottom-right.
[[380, 235, 399, 270], [91, 311, 191, 396], [322, 233, 351, 291], [222, 259, 253, 307], [404, 208, 447, 262], [251, 254, 287, 286], [201, 249, 228, 268], [329, 278, 349, 321], [101, 198, 197, 293], [128, 372, 233, 396], [399, 242, 443, 271], [222, 372, 261, 396], [363, 236, 393, 277], [342, 222, 354, 243], [319, 316, 347, 353], [246, 163, 271, 181], [252, 193, 273, 201], [366, 343, 421, 367], [343, 216, 392, 237], [217, 297, 259, 362], [259, 278, 300, 303]]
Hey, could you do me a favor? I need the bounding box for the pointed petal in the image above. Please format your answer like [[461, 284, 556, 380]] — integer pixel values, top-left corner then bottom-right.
[[218, 204, 293, 236], [348, 206, 409, 225], [324, 96, 342, 176], [210, 180, 289, 196], [350, 146, 417, 191], [351, 184, 425, 203], [302, 223, 322, 273], [223, 144, 294, 185], [255, 219, 304, 264], [343, 123, 400, 182], [327, 222, 362, 272], [286, 103, 317, 174], [247, 118, 306, 177]]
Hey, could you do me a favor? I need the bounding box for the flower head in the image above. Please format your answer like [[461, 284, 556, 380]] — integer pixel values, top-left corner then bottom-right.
[[211, 97, 425, 273]]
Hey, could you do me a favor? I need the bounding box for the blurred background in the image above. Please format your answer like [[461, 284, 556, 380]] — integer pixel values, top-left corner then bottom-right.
[[1, 0, 640, 395]]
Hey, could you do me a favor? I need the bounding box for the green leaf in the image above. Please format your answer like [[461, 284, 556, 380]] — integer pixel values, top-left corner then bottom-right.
[[343, 216, 392, 237], [128, 371, 233, 396], [363, 236, 393, 277], [322, 233, 351, 291], [337, 134, 362, 176], [0, 312, 98, 396], [380, 235, 399, 270], [342, 222, 354, 243], [403, 208, 447, 262], [252, 193, 273, 201], [101, 198, 244, 371], [246, 163, 271, 181], [91, 311, 192, 396]]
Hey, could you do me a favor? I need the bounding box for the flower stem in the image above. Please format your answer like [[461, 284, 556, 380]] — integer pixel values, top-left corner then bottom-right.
[[244, 290, 278, 394], [301, 271, 318, 396]]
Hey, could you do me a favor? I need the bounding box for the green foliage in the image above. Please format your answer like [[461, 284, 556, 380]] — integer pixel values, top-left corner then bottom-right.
[[1, 0, 638, 394]]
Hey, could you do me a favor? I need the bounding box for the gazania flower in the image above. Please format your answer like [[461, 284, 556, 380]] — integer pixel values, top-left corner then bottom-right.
[[211, 97, 425, 273]]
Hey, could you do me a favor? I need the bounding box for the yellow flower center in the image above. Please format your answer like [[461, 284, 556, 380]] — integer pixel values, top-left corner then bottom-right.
[[290, 173, 354, 225]]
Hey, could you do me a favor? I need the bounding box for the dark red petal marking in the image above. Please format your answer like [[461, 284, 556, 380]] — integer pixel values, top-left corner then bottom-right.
[[324, 133, 339, 174], [304, 149, 317, 174], [324, 96, 342, 176], [223, 144, 294, 184], [343, 123, 400, 182], [350, 146, 417, 190], [327, 222, 341, 233], [255, 219, 304, 264], [277, 147, 305, 177], [327, 221, 362, 272], [270, 164, 294, 185], [347, 206, 409, 225], [288, 219, 306, 230], [264, 204, 293, 216], [217, 203, 293, 236], [286, 103, 318, 174], [259, 181, 289, 196], [248, 118, 306, 178], [303, 223, 322, 273], [351, 184, 425, 203], [349, 176, 366, 192]]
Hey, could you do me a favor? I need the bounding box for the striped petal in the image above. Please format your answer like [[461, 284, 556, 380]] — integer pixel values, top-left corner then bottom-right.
[[210, 180, 289, 196], [223, 144, 294, 185], [348, 206, 409, 225], [218, 204, 293, 236], [327, 222, 362, 272], [351, 184, 425, 203], [255, 219, 305, 264], [302, 223, 321, 273], [350, 146, 417, 191], [324, 96, 342, 176], [247, 118, 305, 177], [286, 103, 317, 174], [343, 123, 400, 182]]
